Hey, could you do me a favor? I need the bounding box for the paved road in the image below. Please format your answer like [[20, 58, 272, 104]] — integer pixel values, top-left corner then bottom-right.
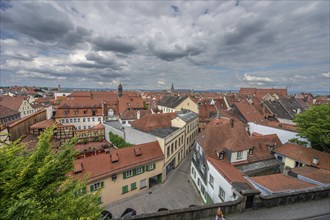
[[105, 152, 204, 218], [219, 198, 330, 220]]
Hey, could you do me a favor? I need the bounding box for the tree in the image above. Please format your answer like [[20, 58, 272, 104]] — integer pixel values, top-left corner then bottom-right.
[[109, 131, 133, 148], [293, 104, 330, 152], [0, 128, 102, 220]]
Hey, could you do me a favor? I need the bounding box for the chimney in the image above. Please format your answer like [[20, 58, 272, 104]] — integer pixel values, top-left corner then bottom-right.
[[312, 156, 319, 165], [137, 111, 141, 119], [230, 118, 234, 128], [216, 109, 220, 119]]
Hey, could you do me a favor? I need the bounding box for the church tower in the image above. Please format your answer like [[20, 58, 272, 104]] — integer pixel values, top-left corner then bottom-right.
[[118, 82, 123, 97], [170, 83, 175, 93]]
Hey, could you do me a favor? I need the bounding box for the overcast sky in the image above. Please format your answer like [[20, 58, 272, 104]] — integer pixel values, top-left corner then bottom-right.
[[0, 0, 329, 92]]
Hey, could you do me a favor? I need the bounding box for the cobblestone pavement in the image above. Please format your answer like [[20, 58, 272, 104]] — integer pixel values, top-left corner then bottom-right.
[[105, 152, 204, 218]]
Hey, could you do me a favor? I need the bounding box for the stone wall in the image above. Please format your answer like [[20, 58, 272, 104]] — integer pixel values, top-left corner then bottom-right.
[[112, 186, 330, 220], [113, 196, 245, 220], [253, 186, 330, 209]]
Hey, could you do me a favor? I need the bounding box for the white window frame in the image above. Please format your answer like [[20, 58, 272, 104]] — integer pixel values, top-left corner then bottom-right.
[[219, 186, 225, 201], [237, 151, 243, 160], [126, 170, 133, 178], [147, 164, 154, 171], [136, 167, 143, 174], [209, 174, 214, 188], [91, 182, 102, 191]]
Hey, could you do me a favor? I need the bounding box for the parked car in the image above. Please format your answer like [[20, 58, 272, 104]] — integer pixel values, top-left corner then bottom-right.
[[120, 208, 136, 219]]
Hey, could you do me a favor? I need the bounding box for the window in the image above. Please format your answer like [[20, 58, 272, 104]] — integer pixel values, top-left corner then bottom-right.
[[122, 185, 128, 194], [191, 167, 195, 175], [277, 155, 283, 162], [83, 126, 86, 129], [131, 182, 137, 190], [248, 148, 254, 155], [124, 170, 133, 178], [197, 178, 201, 187], [136, 167, 144, 175], [201, 184, 205, 196], [219, 187, 225, 201], [90, 181, 104, 192], [167, 146, 170, 157], [209, 174, 214, 188], [74, 118, 77, 123], [70, 119, 73, 123], [201, 164, 206, 175], [98, 117, 101, 122], [171, 143, 173, 154], [146, 164, 155, 171], [78, 126, 81, 130], [78, 118, 80, 122], [112, 174, 117, 181], [88, 118, 90, 122], [83, 118, 86, 122], [295, 161, 303, 167], [92, 117, 95, 122], [140, 179, 147, 189], [65, 119, 69, 123], [236, 151, 243, 160]]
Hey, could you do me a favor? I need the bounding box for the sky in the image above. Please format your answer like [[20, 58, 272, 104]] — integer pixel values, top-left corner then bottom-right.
[[0, 0, 329, 92]]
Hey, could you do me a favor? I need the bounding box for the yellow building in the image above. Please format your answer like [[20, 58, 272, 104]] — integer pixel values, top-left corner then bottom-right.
[[71, 141, 164, 205], [130, 110, 199, 179], [274, 143, 330, 170], [158, 96, 199, 114]]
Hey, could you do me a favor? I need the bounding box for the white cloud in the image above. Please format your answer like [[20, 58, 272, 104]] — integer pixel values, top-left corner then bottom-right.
[[321, 72, 330, 78], [243, 74, 273, 82]]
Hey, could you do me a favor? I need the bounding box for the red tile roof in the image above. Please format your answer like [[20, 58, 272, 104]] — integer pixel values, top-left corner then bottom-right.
[[118, 96, 144, 114], [0, 104, 20, 118], [0, 95, 26, 111], [249, 134, 282, 163], [291, 166, 330, 184], [233, 101, 267, 125], [196, 117, 252, 158], [30, 119, 62, 129], [120, 109, 152, 120], [274, 143, 330, 170], [130, 113, 176, 131], [239, 88, 287, 98], [250, 173, 317, 192], [208, 156, 253, 187], [71, 141, 164, 182]]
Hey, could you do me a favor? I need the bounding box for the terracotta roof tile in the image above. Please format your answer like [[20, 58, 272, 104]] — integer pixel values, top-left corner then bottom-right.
[[0, 95, 26, 111], [71, 141, 164, 182], [208, 156, 253, 187], [249, 134, 282, 163], [120, 109, 152, 120], [196, 117, 252, 158], [250, 173, 317, 192], [290, 167, 330, 184], [0, 104, 20, 118], [274, 143, 330, 170], [130, 112, 176, 131], [233, 101, 267, 125], [239, 88, 287, 98], [30, 119, 62, 129]]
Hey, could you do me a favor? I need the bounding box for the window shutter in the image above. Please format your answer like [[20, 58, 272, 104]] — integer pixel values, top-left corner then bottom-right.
[[123, 172, 127, 179], [133, 169, 136, 176], [142, 166, 145, 173], [90, 185, 94, 192], [101, 181, 104, 188]]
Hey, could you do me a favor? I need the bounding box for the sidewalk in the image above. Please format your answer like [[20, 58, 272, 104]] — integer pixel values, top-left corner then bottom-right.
[[221, 198, 330, 220]]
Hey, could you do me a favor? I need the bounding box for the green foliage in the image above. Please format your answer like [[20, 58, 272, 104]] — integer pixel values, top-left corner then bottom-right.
[[0, 128, 102, 220], [288, 138, 308, 146], [109, 131, 133, 148], [143, 101, 148, 109], [293, 104, 330, 152]]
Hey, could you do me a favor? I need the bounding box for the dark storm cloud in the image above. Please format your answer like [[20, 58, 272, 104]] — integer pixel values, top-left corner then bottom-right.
[[92, 36, 137, 53], [224, 19, 267, 45], [1, 2, 75, 42]]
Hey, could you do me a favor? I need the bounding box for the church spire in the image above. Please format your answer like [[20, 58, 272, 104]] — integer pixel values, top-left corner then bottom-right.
[[170, 83, 174, 93], [118, 82, 123, 97]]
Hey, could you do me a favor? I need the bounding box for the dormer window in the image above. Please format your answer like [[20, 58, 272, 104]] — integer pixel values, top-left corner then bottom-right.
[[217, 151, 225, 160], [236, 151, 243, 160], [248, 147, 255, 155]]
